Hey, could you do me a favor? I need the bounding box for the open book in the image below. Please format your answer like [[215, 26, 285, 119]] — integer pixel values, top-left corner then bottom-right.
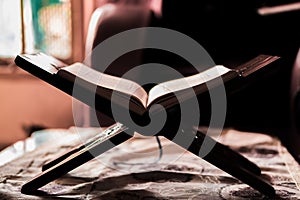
[[14, 53, 280, 121]]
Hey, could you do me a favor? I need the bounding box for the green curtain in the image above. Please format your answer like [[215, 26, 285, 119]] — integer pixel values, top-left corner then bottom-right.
[[30, 0, 61, 51]]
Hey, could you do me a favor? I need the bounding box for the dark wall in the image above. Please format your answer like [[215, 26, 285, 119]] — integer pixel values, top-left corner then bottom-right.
[[159, 0, 300, 63]]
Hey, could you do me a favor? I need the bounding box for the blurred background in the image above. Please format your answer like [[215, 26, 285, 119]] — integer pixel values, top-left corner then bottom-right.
[[0, 0, 299, 154]]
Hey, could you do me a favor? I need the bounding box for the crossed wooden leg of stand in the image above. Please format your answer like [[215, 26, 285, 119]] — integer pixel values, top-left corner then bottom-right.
[[21, 122, 275, 197]]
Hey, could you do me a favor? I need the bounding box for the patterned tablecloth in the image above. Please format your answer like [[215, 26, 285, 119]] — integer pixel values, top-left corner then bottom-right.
[[0, 127, 300, 199]]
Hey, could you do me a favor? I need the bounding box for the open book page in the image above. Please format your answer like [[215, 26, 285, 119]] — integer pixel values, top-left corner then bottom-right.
[[147, 65, 232, 107], [60, 63, 149, 107]]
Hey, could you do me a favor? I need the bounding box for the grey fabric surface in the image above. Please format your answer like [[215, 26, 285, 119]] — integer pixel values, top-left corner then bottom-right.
[[0, 127, 299, 199]]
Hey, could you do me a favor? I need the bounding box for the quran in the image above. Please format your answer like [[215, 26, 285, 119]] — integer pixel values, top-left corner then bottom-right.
[[14, 52, 280, 124], [14, 52, 282, 197]]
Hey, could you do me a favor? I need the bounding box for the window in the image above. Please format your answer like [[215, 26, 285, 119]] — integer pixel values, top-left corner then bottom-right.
[[0, 0, 86, 65], [0, 0, 23, 58]]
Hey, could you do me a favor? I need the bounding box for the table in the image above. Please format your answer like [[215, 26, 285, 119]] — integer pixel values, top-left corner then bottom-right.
[[0, 127, 300, 199]]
